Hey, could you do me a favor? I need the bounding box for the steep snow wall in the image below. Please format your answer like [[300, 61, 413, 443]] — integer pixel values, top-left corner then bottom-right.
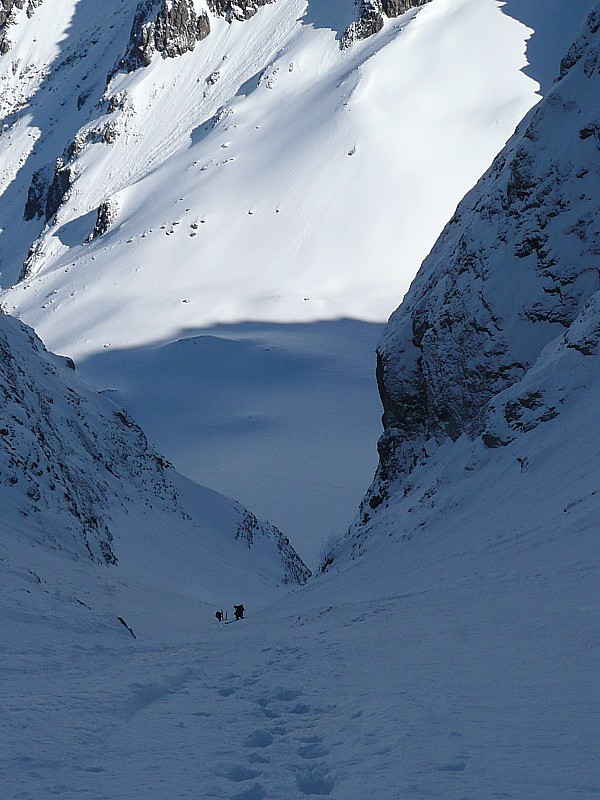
[[324, 4, 600, 565]]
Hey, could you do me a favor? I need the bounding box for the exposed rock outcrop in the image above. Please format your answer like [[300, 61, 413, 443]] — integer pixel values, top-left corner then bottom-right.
[[342, 0, 430, 48], [323, 6, 600, 565], [88, 198, 119, 242], [44, 158, 72, 222], [0, 312, 161, 565], [24, 155, 78, 225], [208, 0, 275, 23], [23, 166, 51, 222], [118, 0, 210, 73], [559, 6, 600, 78], [0, 310, 311, 583], [0, 0, 43, 54], [236, 510, 312, 585]]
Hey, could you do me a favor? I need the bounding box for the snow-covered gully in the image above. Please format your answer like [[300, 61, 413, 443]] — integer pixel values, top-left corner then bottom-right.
[[2, 1, 600, 798], [4, 547, 599, 799]]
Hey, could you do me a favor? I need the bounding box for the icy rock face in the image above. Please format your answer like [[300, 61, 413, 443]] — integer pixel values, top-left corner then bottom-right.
[[21, 159, 73, 276], [23, 166, 50, 222], [208, 0, 275, 23], [340, 6, 600, 539], [119, 0, 210, 72], [342, 0, 430, 48], [21, 160, 73, 276], [0, 0, 42, 54], [44, 158, 72, 223], [559, 7, 600, 78]]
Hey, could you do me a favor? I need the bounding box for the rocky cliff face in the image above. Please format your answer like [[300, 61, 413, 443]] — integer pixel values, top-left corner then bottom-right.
[[0, 310, 159, 564], [342, 0, 431, 48], [324, 5, 600, 564], [118, 0, 210, 73], [208, 0, 275, 23], [0, 309, 310, 583], [0, 0, 42, 54]]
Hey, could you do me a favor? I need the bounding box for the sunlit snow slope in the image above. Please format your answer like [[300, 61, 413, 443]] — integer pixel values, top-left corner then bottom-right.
[[1, 0, 550, 339], [0, 0, 596, 565], [324, 4, 600, 571]]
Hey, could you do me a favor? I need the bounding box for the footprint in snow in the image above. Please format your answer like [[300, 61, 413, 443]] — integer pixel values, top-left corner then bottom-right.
[[290, 702, 310, 714], [244, 730, 273, 748], [298, 741, 329, 760], [219, 687, 237, 697], [226, 765, 261, 782], [297, 731, 330, 758], [260, 706, 280, 719], [274, 687, 303, 701], [229, 783, 265, 800], [248, 753, 269, 764], [295, 764, 335, 796], [255, 696, 279, 718]]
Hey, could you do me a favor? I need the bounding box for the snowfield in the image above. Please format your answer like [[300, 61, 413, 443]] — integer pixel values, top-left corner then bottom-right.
[[1, 0, 545, 341], [1, 0, 594, 562], [4, 490, 599, 799]]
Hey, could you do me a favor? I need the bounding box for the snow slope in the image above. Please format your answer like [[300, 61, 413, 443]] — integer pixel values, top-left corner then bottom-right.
[[322, 5, 600, 570], [0, 0, 545, 336], [4, 412, 599, 799], [0, 307, 310, 655], [76, 319, 384, 569], [2, 8, 600, 798], [0, 0, 592, 562]]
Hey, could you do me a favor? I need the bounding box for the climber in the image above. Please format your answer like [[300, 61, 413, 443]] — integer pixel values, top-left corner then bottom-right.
[[234, 604, 245, 621]]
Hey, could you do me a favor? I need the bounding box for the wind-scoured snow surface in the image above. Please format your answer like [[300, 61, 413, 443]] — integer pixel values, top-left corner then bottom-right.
[[0, 0, 594, 564]]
